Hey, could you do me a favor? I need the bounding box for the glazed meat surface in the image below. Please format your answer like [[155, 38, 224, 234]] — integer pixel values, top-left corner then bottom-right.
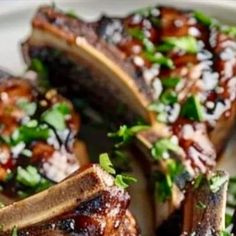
[[0, 73, 85, 200], [0, 165, 138, 236], [22, 4, 236, 230]]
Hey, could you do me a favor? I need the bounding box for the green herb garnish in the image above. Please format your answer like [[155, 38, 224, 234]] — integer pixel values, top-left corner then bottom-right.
[[29, 58, 48, 80], [11, 122, 49, 145], [114, 174, 137, 189], [161, 76, 181, 88], [11, 226, 17, 236], [108, 124, 149, 148], [16, 166, 52, 197], [151, 138, 181, 160], [181, 95, 204, 121], [134, 6, 152, 17], [0, 202, 5, 208], [144, 51, 174, 68], [17, 99, 37, 116], [41, 102, 70, 131], [196, 201, 206, 209], [99, 153, 136, 189], [193, 11, 213, 27], [66, 10, 78, 19], [161, 36, 198, 54], [11, 123, 49, 145], [99, 153, 116, 175], [127, 27, 145, 41], [154, 159, 184, 202], [209, 174, 228, 193], [16, 166, 42, 187], [160, 90, 178, 105], [194, 174, 204, 189], [219, 231, 232, 236]]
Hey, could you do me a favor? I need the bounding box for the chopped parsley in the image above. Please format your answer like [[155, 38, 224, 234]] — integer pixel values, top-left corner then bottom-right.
[[144, 51, 174, 68], [29, 58, 49, 88], [10, 122, 50, 146], [160, 36, 198, 54], [41, 102, 70, 131], [193, 11, 213, 27], [11, 226, 18, 236], [181, 95, 204, 121], [127, 27, 145, 41], [219, 231, 232, 236], [151, 138, 181, 160], [114, 174, 137, 189], [11, 122, 50, 145], [208, 173, 228, 193], [16, 165, 52, 197], [161, 76, 181, 89], [108, 124, 149, 148], [66, 10, 78, 19], [17, 99, 37, 116], [193, 174, 204, 189], [99, 153, 137, 189], [99, 153, 116, 175], [154, 159, 184, 202], [160, 89, 178, 105], [196, 201, 206, 209]]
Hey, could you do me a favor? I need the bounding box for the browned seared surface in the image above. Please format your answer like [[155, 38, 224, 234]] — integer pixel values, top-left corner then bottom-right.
[[0, 165, 138, 236]]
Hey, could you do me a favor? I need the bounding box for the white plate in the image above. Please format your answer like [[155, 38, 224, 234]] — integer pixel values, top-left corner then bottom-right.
[[0, 1, 236, 235]]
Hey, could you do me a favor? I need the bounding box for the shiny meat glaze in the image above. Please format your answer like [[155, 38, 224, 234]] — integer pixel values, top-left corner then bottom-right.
[[0, 165, 139, 236], [0, 74, 80, 199], [18, 189, 133, 236]]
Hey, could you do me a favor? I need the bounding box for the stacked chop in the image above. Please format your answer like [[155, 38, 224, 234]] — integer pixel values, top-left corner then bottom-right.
[[22, 4, 236, 230]]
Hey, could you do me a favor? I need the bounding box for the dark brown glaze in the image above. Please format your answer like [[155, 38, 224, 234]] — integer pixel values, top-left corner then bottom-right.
[[18, 189, 130, 236], [0, 74, 83, 200], [0, 165, 138, 236]]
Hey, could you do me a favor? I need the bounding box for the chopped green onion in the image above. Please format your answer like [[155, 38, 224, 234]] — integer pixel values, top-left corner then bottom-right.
[[151, 138, 181, 160], [114, 174, 137, 189], [162, 36, 198, 54], [144, 52, 174, 68], [41, 102, 70, 131], [99, 153, 116, 175], [193, 11, 213, 27], [181, 95, 204, 121], [193, 174, 204, 189], [161, 76, 181, 88], [208, 174, 228, 193], [17, 99, 37, 116]]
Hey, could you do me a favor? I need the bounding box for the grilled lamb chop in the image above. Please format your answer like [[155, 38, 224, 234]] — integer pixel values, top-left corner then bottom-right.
[[0, 164, 139, 236], [22, 5, 236, 227], [0, 72, 88, 201], [182, 171, 229, 236]]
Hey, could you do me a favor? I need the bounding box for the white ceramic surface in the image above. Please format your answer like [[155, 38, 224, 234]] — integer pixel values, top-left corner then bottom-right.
[[0, 1, 236, 235]]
